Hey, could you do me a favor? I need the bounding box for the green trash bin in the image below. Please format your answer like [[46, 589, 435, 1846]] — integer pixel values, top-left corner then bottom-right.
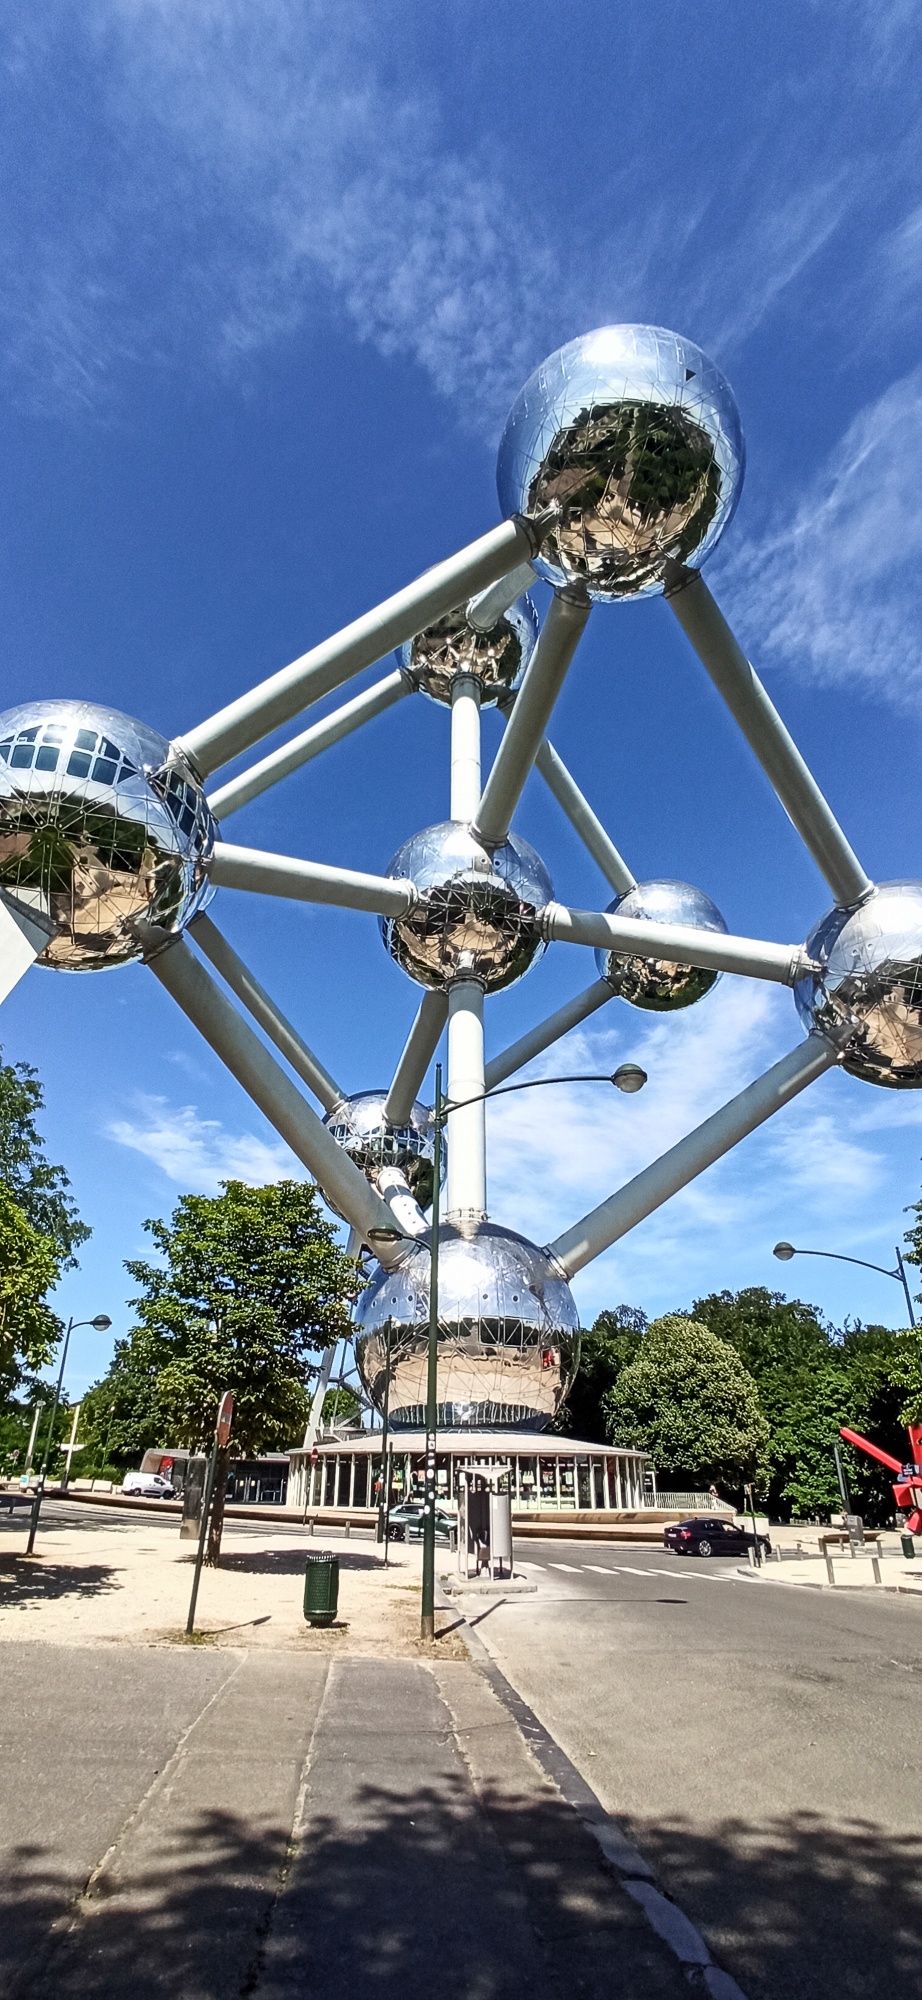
[[304, 1551, 339, 1627], [901, 1531, 915, 1561]]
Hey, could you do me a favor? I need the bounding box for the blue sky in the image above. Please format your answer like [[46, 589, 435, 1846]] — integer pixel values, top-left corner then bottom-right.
[[3, 0, 922, 1394]]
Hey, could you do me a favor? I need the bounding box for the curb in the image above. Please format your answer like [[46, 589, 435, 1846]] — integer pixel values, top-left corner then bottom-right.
[[443, 1588, 749, 1998]]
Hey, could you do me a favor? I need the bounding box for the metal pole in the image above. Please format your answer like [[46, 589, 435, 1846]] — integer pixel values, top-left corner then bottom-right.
[[175, 514, 548, 778], [25, 1317, 73, 1555], [833, 1442, 852, 1515], [185, 1439, 219, 1636], [474, 590, 591, 846], [896, 1247, 917, 1327], [206, 670, 412, 819], [483, 979, 614, 1092], [384, 990, 449, 1126], [450, 671, 482, 824], [376, 1319, 392, 1558], [666, 571, 871, 909], [445, 981, 487, 1222], [23, 1402, 42, 1479], [208, 843, 415, 917], [550, 1034, 839, 1277], [60, 1402, 81, 1492], [466, 561, 537, 632], [534, 740, 636, 894], [421, 1065, 442, 1641], [542, 901, 814, 986], [190, 914, 343, 1111]]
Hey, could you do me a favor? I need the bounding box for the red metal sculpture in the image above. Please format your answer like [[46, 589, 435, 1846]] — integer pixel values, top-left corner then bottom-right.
[[840, 1423, 922, 1534]]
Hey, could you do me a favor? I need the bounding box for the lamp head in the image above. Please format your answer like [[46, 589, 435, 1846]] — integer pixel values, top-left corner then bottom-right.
[[612, 1063, 647, 1094], [772, 1242, 795, 1262], [91, 1314, 113, 1331]]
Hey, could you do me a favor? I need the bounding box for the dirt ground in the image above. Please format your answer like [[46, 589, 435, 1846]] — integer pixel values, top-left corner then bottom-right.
[[0, 1508, 467, 1656]]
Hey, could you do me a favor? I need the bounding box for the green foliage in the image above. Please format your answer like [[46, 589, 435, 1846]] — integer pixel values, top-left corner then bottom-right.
[[322, 1385, 362, 1427], [690, 1289, 908, 1521], [555, 1304, 646, 1442], [81, 1179, 360, 1461], [0, 1047, 88, 1399], [0, 1389, 77, 1474], [605, 1314, 769, 1492]]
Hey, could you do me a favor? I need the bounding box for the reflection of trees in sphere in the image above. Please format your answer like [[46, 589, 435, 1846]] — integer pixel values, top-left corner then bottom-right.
[[381, 821, 552, 992], [497, 325, 744, 602], [0, 700, 215, 970], [321, 1089, 443, 1212], [397, 596, 538, 706], [794, 882, 922, 1087], [355, 1221, 579, 1430], [595, 879, 728, 1011]]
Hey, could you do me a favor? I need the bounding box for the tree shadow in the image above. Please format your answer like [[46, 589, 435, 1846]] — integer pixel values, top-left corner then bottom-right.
[[629, 1807, 922, 2000], [0, 1558, 119, 1604], [215, 1547, 390, 1576]]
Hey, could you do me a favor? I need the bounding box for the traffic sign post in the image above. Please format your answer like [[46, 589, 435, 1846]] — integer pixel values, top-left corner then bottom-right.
[[185, 1392, 234, 1638]]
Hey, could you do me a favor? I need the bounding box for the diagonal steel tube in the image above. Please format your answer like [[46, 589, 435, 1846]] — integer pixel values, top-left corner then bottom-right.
[[144, 934, 404, 1259], [175, 514, 550, 780], [666, 570, 871, 908], [209, 842, 415, 917], [549, 1032, 839, 1277], [0, 890, 54, 1006], [474, 590, 591, 846], [466, 561, 537, 632], [535, 739, 635, 894], [483, 978, 614, 1092], [542, 902, 815, 986], [384, 990, 449, 1125], [206, 670, 412, 820], [189, 912, 343, 1112]]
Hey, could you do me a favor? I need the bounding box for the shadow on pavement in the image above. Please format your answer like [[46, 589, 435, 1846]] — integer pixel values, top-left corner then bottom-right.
[[214, 1547, 387, 1575], [634, 1807, 922, 2000], [0, 1558, 119, 1604]]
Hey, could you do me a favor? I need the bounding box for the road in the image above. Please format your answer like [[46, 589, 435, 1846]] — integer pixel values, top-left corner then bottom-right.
[[471, 1540, 922, 2000]]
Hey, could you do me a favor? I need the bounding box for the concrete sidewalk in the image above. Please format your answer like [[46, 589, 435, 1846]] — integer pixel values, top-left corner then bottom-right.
[[1, 1642, 693, 2000]]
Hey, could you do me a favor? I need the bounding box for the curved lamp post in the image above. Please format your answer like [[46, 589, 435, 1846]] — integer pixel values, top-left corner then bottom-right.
[[25, 1312, 112, 1555], [773, 1241, 916, 1327], [417, 1061, 648, 1639]]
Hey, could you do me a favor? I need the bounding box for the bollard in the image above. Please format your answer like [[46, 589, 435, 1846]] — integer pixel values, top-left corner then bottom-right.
[[344, 1520, 351, 1539], [824, 1551, 836, 1587], [871, 1553, 882, 1584]]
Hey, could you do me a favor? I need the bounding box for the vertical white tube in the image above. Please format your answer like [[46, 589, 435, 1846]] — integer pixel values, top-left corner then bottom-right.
[[450, 671, 482, 823], [446, 978, 487, 1222]]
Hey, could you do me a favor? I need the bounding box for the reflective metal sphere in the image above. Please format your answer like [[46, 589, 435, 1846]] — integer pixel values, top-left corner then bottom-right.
[[595, 879, 728, 1011], [381, 821, 552, 992], [497, 325, 744, 601], [322, 1089, 443, 1211], [355, 1221, 579, 1430], [397, 595, 539, 707], [0, 700, 215, 970], [794, 882, 922, 1087]]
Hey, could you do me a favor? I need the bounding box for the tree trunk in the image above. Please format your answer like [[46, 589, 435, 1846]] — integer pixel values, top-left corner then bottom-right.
[[205, 1444, 230, 1566]]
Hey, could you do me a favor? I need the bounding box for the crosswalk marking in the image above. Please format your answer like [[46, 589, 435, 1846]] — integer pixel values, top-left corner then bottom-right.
[[582, 1563, 619, 1574], [547, 1561, 582, 1572]]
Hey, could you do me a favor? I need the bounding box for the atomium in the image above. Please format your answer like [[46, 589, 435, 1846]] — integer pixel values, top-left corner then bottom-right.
[[0, 700, 215, 970], [595, 879, 729, 1011], [381, 820, 553, 992], [497, 324, 744, 601], [794, 882, 922, 1088], [322, 1089, 443, 1210], [354, 1221, 579, 1430], [397, 595, 538, 706]]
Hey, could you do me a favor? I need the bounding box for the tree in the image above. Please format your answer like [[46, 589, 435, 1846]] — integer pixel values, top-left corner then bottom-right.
[[0, 1048, 89, 1398], [604, 1314, 769, 1493], [81, 1179, 361, 1555], [556, 1305, 646, 1442]]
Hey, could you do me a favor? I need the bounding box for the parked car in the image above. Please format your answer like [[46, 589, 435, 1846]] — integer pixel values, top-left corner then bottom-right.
[[121, 1471, 175, 1500], [387, 1502, 455, 1546], [663, 1517, 771, 1559]]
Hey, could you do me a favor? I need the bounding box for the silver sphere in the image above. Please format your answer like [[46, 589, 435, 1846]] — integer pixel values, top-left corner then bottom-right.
[[0, 700, 215, 970], [497, 325, 744, 601], [397, 595, 538, 707], [322, 1089, 443, 1211], [794, 881, 922, 1087], [355, 1220, 579, 1430], [381, 820, 552, 992], [595, 879, 728, 1011]]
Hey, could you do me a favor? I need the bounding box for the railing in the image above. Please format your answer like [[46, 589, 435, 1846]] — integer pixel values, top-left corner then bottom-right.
[[655, 1490, 735, 1513]]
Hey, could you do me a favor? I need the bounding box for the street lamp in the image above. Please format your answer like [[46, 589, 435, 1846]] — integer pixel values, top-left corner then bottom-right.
[[419, 1060, 648, 1640], [773, 1241, 916, 1327], [25, 1312, 112, 1555]]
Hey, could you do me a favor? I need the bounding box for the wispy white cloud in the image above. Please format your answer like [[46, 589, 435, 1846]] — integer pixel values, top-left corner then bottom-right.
[[718, 366, 922, 710], [105, 1094, 302, 1192]]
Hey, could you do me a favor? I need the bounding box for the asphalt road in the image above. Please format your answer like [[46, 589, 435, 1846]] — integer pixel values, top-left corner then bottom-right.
[[471, 1541, 922, 2000]]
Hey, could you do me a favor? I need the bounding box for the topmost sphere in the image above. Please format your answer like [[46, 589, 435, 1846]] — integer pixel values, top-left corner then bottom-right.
[[496, 325, 744, 602]]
